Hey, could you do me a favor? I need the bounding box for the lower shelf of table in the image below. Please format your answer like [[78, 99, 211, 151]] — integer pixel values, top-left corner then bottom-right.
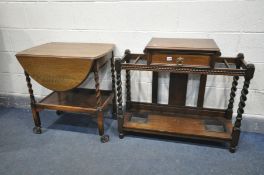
[[37, 88, 113, 113], [123, 112, 233, 141]]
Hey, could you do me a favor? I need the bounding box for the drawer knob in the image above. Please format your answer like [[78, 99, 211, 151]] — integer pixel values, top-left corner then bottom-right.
[[176, 57, 184, 66]]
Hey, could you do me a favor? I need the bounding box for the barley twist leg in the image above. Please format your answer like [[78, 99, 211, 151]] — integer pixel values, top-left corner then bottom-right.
[[115, 58, 124, 139], [24, 71, 41, 134], [110, 53, 117, 118], [94, 63, 109, 143], [230, 64, 255, 153]]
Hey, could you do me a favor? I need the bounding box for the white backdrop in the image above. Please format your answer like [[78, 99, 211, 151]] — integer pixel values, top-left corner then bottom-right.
[[0, 0, 263, 116]]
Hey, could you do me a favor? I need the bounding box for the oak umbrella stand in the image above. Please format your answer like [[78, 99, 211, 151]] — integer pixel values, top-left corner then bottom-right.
[[16, 42, 116, 143], [115, 38, 255, 152]]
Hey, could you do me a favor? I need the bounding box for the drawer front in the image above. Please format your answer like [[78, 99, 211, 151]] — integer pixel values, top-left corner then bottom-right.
[[151, 53, 211, 67]]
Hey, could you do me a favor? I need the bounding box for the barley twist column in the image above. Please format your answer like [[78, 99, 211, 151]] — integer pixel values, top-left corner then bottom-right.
[[115, 58, 124, 138], [226, 76, 239, 119], [94, 61, 110, 142], [229, 64, 255, 153], [110, 52, 117, 118], [94, 63, 102, 108], [125, 50, 131, 109], [24, 71, 41, 134]]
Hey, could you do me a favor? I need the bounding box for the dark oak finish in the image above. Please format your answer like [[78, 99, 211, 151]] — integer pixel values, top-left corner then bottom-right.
[[110, 51, 117, 118], [128, 102, 227, 118], [169, 73, 188, 106], [16, 42, 115, 142], [115, 57, 124, 138], [125, 50, 131, 109], [144, 38, 221, 67], [197, 75, 207, 108], [37, 89, 113, 113], [144, 38, 221, 107], [230, 63, 255, 153], [16, 42, 114, 59], [123, 113, 232, 141], [16, 42, 114, 91], [116, 38, 255, 152], [151, 53, 211, 67], [145, 38, 220, 52], [152, 72, 158, 103], [25, 71, 41, 134]]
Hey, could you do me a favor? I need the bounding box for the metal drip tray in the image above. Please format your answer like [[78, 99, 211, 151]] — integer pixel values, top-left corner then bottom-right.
[[204, 119, 226, 132], [129, 112, 148, 123]]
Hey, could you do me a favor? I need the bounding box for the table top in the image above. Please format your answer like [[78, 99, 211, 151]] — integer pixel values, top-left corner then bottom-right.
[[144, 38, 220, 52], [16, 42, 115, 59]]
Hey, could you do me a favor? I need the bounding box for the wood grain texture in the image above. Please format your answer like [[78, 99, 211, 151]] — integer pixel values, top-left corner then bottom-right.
[[97, 111, 104, 136], [152, 72, 158, 103], [123, 113, 232, 141], [144, 38, 220, 67], [144, 38, 220, 52], [129, 102, 227, 118], [25, 71, 41, 130], [19, 43, 115, 141], [16, 42, 114, 59], [17, 56, 93, 91], [197, 75, 207, 107], [16, 42, 114, 91], [118, 39, 255, 151], [37, 88, 113, 113], [151, 53, 211, 67], [168, 73, 188, 106]]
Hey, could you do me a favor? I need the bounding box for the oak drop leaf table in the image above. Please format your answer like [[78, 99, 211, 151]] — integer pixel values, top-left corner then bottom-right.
[[16, 42, 116, 143]]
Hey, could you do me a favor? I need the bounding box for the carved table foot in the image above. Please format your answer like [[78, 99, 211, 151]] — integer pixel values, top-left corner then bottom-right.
[[100, 135, 110, 143], [229, 146, 236, 153], [119, 133, 125, 139], [33, 126, 42, 134]]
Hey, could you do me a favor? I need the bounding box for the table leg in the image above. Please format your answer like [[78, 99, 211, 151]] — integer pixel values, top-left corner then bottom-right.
[[24, 71, 42, 134], [94, 62, 109, 143], [110, 52, 117, 118], [56, 92, 64, 115]]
